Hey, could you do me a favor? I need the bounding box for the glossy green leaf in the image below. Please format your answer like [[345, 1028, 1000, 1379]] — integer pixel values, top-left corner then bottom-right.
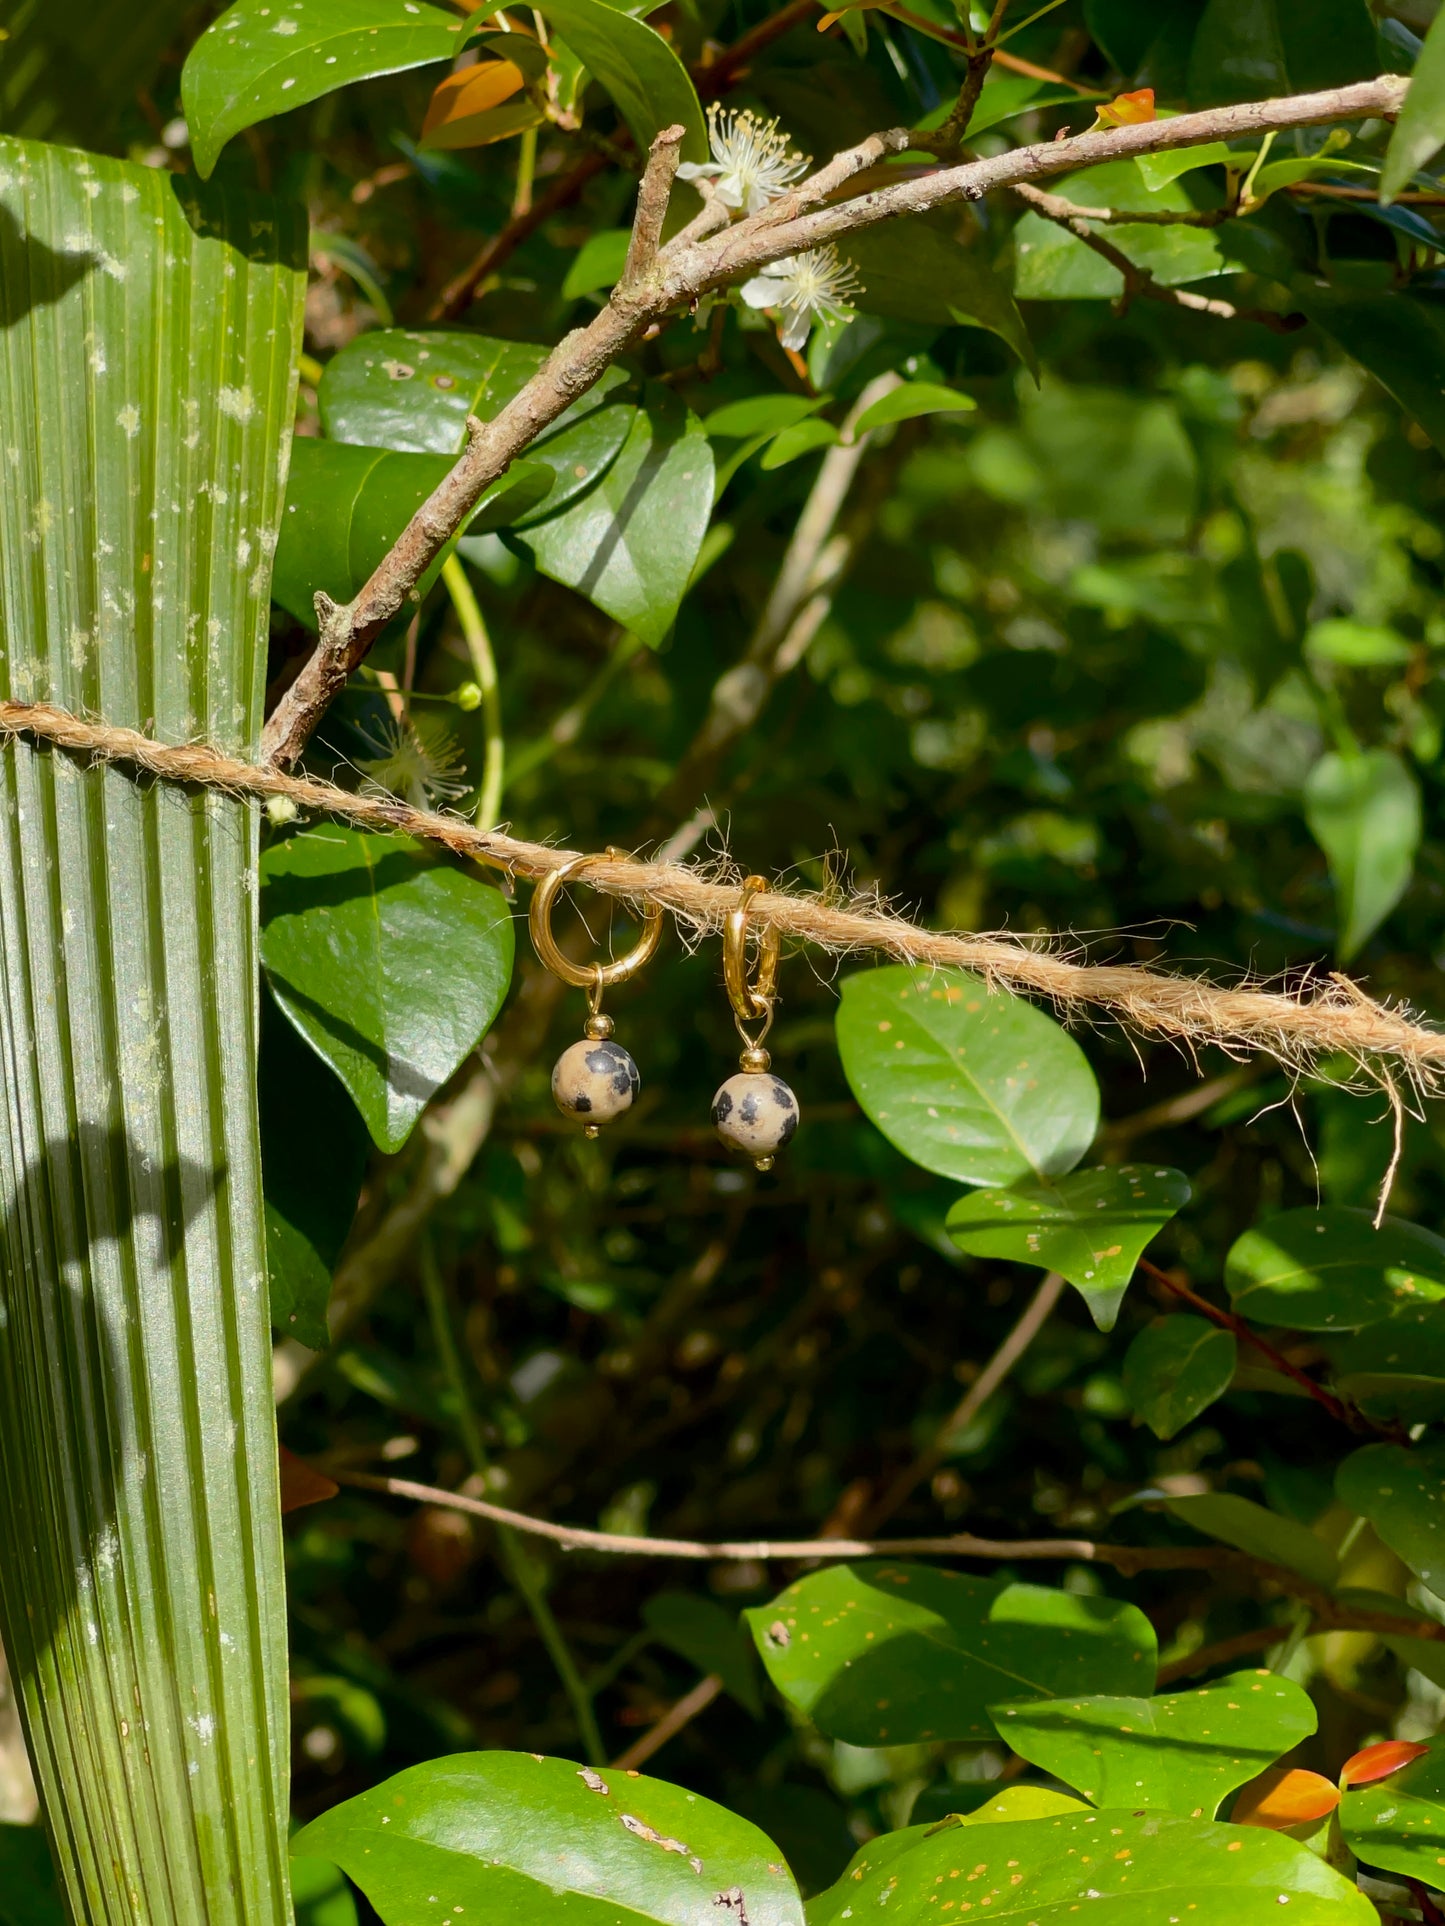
[[1187, 0, 1378, 105], [1330, 1588, 1445, 1692], [962, 74, 1083, 139], [0, 0, 193, 148], [292, 1855, 360, 1926], [1326, 1305, 1445, 1423], [946, 1164, 1190, 1331], [1122, 1315, 1238, 1440], [1301, 289, 1445, 454], [0, 1824, 62, 1926], [642, 1593, 762, 1717], [318, 328, 634, 526], [1337, 1439, 1445, 1595], [1340, 1739, 1445, 1881], [1304, 748, 1421, 960], [1383, 5, 1445, 200], [955, 1786, 1091, 1825], [807, 1809, 1373, 1925], [1136, 142, 1233, 192], [759, 418, 839, 469], [1305, 618, 1413, 667], [704, 394, 827, 439], [183, 0, 471, 179], [854, 381, 976, 434], [0, 136, 304, 1925], [1164, 1493, 1341, 1591], [1014, 161, 1231, 301], [561, 227, 630, 299], [293, 1752, 805, 1925], [1225, 1207, 1445, 1332], [745, 1563, 1156, 1747], [836, 966, 1100, 1187], [475, 0, 706, 161], [260, 827, 514, 1153], [839, 222, 1035, 373], [515, 385, 713, 646], [272, 438, 553, 628], [992, 1671, 1317, 1817], [259, 993, 369, 1349]]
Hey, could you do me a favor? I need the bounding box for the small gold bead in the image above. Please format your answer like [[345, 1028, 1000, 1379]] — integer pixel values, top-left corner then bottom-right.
[[584, 1012, 615, 1041], [584, 1123, 601, 1139], [754, 1155, 775, 1172], [739, 1045, 771, 1073]]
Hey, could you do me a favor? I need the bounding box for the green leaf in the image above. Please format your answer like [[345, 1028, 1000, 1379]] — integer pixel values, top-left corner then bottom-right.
[[838, 221, 1035, 374], [1225, 1207, 1445, 1332], [1163, 1493, 1341, 1591], [745, 1563, 1156, 1747], [561, 227, 631, 299], [854, 381, 977, 434], [0, 0, 194, 148], [807, 1809, 1374, 1925], [260, 994, 369, 1349], [641, 1592, 762, 1717], [1304, 748, 1421, 960], [759, 418, 839, 468], [836, 966, 1100, 1187], [515, 385, 714, 646], [1122, 1315, 1238, 1439], [1331, 1588, 1445, 1691], [292, 1752, 805, 1924], [1383, 5, 1445, 200], [1136, 142, 1234, 193], [704, 394, 827, 439], [475, 0, 706, 161], [1187, 0, 1378, 105], [272, 439, 553, 628], [0, 1825, 63, 1926], [963, 74, 1083, 139], [1326, 1305, 1445, 1423], [1305, 618, 1414, 667], [183, 0, 471, 179], [1337, 1439, 1445, 1595], [1301, 289, 1445, 454], [0, 136, 304, 1924], [260, 827, 515, 1153], [1014, 160, 1232, 301], [1340, 1739, 1445, 1881], [946, 1164, 1190, 1331], [318, 328, 634, 526], [993, 1671, 1317, 1817], [291, 1855, 360, 1926]]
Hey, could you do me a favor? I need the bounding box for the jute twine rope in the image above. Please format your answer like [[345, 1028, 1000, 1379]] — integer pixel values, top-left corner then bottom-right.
[[4, 696, 1441, 1092]]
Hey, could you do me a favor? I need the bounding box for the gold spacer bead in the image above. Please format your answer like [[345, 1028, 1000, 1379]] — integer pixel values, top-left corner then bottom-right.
[[584, 1012, 615, 1041], [753, 1155, 775, 1172], [739, 1046, 771, 1073], [584, 1123, 601, 1139]]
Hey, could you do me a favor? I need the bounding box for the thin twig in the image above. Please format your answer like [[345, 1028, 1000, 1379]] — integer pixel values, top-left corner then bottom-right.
[[863, 1272, 1066, 1531], [262, 74, 1408, 767], [1154, 1625, 1290, 1686], [610, 1675, 722, 1770], [7, 698, 1445, 1096], [441, 555, 504, 831], [623, 125, 686, 284]]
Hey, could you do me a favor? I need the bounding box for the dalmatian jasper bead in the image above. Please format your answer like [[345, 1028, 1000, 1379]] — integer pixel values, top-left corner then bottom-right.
[[552, 1037, 640, 1131], [712, 1071, 799, 1168]]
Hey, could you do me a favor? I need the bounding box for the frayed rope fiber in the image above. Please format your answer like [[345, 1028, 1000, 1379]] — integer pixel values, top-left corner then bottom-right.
[[4, 697, 1443, 1088]]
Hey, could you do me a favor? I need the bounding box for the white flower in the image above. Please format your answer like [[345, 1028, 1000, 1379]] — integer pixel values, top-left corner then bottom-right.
[[739, 247, 863, 352], [676, 103, 809, 214]]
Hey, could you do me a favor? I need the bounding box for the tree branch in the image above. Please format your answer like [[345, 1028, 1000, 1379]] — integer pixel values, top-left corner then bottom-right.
[[260, 72, 1406, 768], [623, 125, 686, 285]]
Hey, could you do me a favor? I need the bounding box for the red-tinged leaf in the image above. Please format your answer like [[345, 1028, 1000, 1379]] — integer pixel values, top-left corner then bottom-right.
[[422, 59, 527, 139], [1341, 1739, 1432, 1787], [1233, 1767, 1341, 1829], [1096, 88, 1156, 128], [279, 1445, 339, 1515]]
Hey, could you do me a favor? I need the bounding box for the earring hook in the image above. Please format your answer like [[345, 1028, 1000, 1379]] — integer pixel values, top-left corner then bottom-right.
[[529, 848, 664, 997], [723, 874, 779, 1053]]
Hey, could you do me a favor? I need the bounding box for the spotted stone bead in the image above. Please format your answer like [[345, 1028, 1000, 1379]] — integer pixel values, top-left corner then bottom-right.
[[552, 1038, 640, 1128], [712, 1071, 799, 1164]]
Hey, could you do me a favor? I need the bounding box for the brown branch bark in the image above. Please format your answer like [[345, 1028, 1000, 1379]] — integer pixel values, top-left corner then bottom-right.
[[261, 73, 1408, 768], [623, 125, 686, 284], [610, 1675, 723, 1770]]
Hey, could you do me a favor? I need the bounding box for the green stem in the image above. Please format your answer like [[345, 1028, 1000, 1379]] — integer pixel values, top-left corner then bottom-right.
[[513, 124, 538, 219], [504, 630, 644, 791], [441, 556, 505, 832], [297, 351, 325, 388], [418, 1239, 606, 1766]]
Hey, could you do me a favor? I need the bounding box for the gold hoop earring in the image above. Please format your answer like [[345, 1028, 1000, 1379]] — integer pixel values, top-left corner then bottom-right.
[[712, 875, 799, 1171], [529, 850, 663, 1137]]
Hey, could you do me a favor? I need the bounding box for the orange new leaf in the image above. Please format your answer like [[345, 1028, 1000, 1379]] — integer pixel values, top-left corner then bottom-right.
[[1341, 1740, 1431, 1788], [1096, 88, 1156, 129], [422, 60, 527, 142], [279, 1444, 339, 1515], [1233, 1768, 1341, 1829]]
